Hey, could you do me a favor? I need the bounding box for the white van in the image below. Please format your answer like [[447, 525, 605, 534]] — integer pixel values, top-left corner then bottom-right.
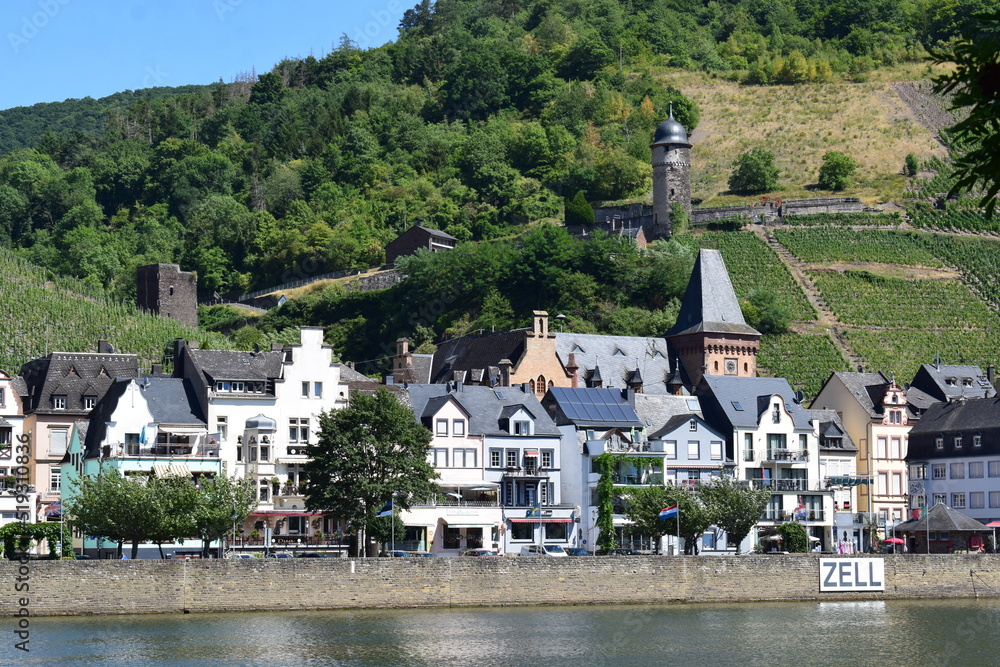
[[520, 544, 568, 557]]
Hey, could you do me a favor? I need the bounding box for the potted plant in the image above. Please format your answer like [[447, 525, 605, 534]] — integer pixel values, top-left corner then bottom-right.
[[3, 474, 15, 489]]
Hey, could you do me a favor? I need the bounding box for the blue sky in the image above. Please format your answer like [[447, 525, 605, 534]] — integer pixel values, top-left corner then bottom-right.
[[2, 0, 410, 110]]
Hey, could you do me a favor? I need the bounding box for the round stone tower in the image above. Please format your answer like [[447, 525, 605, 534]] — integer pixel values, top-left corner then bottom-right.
[[650, 107, 692, 237]]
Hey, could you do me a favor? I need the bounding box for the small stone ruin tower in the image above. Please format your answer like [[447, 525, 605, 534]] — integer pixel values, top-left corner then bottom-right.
[[136, 263, 198, 328], [651, 106, 692, 237]]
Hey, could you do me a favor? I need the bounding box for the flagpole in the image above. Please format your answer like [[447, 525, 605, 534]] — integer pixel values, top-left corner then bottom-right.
[[676, 509, 680, 555]]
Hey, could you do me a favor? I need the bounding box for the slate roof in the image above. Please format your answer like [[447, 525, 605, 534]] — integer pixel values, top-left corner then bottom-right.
[[907, 396, 1000, 460], [555, 333, 672, 393], [907, 364, 995, 410], [404, 384, 561, 437], [700, 376, 812, 430], [633, 394, 703, 432], [186, 349, 284, 384], [543, 387, 644, 429], [20, 351, 140, 415], [338, 364, 372, 383], [894, 503, 987, 533], [808, 408, 858, 453], [822, 371, 892, 418], [83, 377, 206, 459], [430, 330, 528, 384], [665, 249, 760, 338]]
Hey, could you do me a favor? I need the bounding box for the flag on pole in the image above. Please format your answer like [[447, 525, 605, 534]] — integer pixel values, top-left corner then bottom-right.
[[659, 504, 678, 520], [45, 501, 62, 517], [526, 502, 542, 518], [376, 500, 393, 518]]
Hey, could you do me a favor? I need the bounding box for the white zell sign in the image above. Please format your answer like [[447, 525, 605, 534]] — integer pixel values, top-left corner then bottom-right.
[[819, 558, 885, 592]]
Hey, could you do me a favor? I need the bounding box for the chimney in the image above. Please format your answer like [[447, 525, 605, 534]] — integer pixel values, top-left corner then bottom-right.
[[566, 353, 579, 389], [498, 359, 512, 387], [188, 340, 200, 350], [989, 365, 995, 386], [97, 339, 112, 353], [531, 311, 549, 337], [151, 364, 163, 376]]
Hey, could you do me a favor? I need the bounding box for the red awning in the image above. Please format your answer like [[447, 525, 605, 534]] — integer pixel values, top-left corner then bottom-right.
[[509, 518, 572, 523]]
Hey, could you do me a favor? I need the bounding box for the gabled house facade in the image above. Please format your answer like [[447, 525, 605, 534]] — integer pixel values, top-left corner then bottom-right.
[[19, 342, 139, 517], [906, 396, 1000, 526], [812, 372, 915, 531], [698, 376, 832, 551], [173, 327, 352, 546], [404, 383, 570, 555], [906, 363, 996, 415]]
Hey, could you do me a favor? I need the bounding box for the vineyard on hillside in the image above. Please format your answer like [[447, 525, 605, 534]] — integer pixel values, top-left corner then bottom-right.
[[0, 248, 232, 373], [757, 333, 850, 398], [774, 229, 941, 266]]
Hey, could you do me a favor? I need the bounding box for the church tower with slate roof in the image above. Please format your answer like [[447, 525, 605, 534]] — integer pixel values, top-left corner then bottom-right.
[[665, 249, 760, 389]]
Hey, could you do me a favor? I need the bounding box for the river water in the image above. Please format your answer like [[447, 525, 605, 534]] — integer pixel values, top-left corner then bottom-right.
[[14, 598, 999, 665]]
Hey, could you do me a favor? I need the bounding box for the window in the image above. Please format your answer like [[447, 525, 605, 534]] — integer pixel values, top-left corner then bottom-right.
[[510, 522, 532, 541], [49, 428, 68, 457], [541, 451, 552, 468], [489, 449, 502, 467], [216, 416, 228, 442], [52, 395, 67, 410], [689, 419, 697, 431], [743, 433, 754, 461], [259, 481, 269, 502], [436, 419, 449, 437], [910, 464, 926, 479], [429, 448, 448, 467], [83, 395, 97, 410], [889, 410, 901, 424], [506, 450, 518, 468], [912, 495, 925, 509], [665, 441, 677, 460], [891, 473, 902, 496], [454, 449, 476, 468], [971, 492, 985, 509], [0, 387, 4, 405], [935, 437, 944, 450], [710, 441, 723, 461], [289, 418, 309, 443], [545, 522, 568, 541], [513, 421, 531, 435], [772, 403, 781, 424], [970, 461, 984, 478], [932, 493, 946, 506], [991, 461, 1000, 477], [974, 434, 982, 447], [950, 463, 965, 479], [302, 382, 309, 398], [889, 438, 901, 459], [231, 381, 245, 393], [314, 382, 323, 398], [932, 464, 946, 479], [876, 437, 887, 458], [49, 469, 61, 493], [955, 436, 963, 449], [259, 446, 270, 462], [452, 420, 465, 437], [877, 473, 887, 495], [991, 491, 1000, 508], [687, 441, 699, 460]]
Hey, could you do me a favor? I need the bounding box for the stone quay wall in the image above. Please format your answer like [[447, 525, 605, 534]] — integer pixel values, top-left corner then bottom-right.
[[4, 554, 1000, 617]]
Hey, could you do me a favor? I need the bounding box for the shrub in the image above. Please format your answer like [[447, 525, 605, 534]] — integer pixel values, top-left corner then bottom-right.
[[728, 147, 779, 194], [565, 190, 595, 226], [818, 151, 857, 191], [904, 153, 919, 177]]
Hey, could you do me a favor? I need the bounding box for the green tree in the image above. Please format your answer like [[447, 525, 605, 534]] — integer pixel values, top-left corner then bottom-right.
[[193, 475, 258, 557], [303, 388, 438, 556], [728, 147, 779, 194], [740, 288, 792, 334], [932, 9, 1000, 215], [592, 453, 619, 553], [565, 190, 595, 226], [698, 476, 772, 553], [776, 521, 810, 553], [624, 484, 711, 555], [904, 153, 919, 177], [669, 201, 689, 236], [818, 151, 857, 191]]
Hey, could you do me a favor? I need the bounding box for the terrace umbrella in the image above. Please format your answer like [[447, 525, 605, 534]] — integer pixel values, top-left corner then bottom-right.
[[986, 522, 1000, 552], [885, 538, 904, 545]]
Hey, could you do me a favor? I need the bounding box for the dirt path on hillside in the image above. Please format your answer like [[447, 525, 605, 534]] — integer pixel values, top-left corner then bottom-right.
[[751, 226, 864, 370]]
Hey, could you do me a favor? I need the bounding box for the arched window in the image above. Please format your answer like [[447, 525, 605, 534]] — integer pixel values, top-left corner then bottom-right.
[[536, 375, 546, 397]]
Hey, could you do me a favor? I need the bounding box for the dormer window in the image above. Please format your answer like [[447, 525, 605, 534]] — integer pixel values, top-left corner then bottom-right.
[[974, 434, 982, 447], [52, 395, 67, 410], [954, 436, 963, 449], [513, 420, 531, 435], [772, 403, 781, 424], [83, 395, 97, 410], [935, 437, 943, 449], [946, 377, 957, 386], [689, 419, 697, 431], [963, 378, 973, 387]]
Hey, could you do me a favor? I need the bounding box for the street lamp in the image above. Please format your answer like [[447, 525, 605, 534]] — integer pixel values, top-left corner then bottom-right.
[[556, 314, 566, 332]]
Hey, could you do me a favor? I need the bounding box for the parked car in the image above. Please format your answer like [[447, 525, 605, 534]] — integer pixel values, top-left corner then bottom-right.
[[564, 548, 591, 556], [381, 550, 412, 557], [604, 548, 642, 556], [74, 554, 92, 560], [520, 544, 568, 557], [408, 551, 437, 557], [295, 551, 327, 558], [226, 553, 255, 559], [265, 552, 294, 559], [461, 549, 498, 557]]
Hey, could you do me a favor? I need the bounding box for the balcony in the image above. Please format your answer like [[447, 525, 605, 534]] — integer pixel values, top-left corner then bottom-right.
[[760, 509, 826, 522], [743, 450, 755, 462], [748, 479, 812, 492], [502, 466, 550, 478], [110, 443, 220, 458], [765, 448, 808, 462], [613, 473, 664, 486]]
